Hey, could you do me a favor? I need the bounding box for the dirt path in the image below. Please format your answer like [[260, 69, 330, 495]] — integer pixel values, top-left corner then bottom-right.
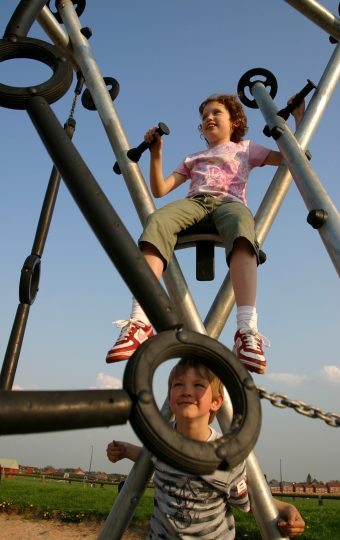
[[0, 513, 146, 539]]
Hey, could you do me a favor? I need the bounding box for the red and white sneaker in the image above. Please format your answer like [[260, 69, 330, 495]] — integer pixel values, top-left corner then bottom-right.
[[233, 329, 269, 375], [106, 318, 154, 363]]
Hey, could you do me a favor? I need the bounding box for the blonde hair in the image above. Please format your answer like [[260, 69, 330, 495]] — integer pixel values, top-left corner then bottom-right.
[[168, 358, 224, 423], [198, 93, 248, 143]]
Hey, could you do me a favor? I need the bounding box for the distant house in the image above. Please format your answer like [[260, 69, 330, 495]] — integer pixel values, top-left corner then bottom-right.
[[0, 458, 19, 478], [73, 467, 85, 476], [268, 480, 281, 493], [21, 465, 37, 474], [304, 483, 314, 494], [326, 481, 340, 494], [313, 483, 327, 494], [43, 466, 57, 476], [96, 472, 108, 482], [54, 468, 66, 478], [282, 482, 293, 493], [293, 483, 304, 493]]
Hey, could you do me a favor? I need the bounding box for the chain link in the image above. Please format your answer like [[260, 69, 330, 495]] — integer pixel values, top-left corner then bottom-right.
[[256, 386, 340, 428]]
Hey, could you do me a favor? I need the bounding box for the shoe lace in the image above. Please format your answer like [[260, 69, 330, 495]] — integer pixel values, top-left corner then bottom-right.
[[113, 318, 146, 337], [239, 328, 270, 349]]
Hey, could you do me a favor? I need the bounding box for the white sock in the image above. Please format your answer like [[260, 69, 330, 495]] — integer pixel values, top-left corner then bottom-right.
[[236, 305, 258, 332], [130, 297, 151, 326]]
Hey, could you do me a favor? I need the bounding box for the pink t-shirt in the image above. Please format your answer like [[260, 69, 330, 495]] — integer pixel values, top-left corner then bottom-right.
[[175, 140, 271, 206]]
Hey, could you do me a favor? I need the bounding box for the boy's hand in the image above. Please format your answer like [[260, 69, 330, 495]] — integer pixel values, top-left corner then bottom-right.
[[277, 504, 305, 537], [106, 440, 128, 463]]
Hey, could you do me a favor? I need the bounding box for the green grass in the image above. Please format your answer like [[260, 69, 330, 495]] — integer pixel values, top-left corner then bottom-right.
[[0, 476, 153, 524], [234, 497, 340, 539], [0, 477, 339, 538]]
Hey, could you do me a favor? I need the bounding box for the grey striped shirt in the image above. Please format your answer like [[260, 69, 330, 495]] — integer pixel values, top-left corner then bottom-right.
[[147, 428, 249, 539]]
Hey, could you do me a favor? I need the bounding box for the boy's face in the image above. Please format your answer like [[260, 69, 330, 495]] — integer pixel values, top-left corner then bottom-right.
[[201, 100, 233, 147], [169, 367, 222, 423]]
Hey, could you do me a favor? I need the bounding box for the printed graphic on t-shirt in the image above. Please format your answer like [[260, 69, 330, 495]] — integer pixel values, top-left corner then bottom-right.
[[175, 140, 270, 205]]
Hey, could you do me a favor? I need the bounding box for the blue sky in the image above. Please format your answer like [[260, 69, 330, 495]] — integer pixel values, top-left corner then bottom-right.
[[0, 1, 339, 484]]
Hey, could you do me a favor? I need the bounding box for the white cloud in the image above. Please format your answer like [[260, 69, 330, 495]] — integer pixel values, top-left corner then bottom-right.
[[264, 372, 309, 386], [95, 372, 122, 389], [12, 384, 39, 391], [319, 365, 340, 384]]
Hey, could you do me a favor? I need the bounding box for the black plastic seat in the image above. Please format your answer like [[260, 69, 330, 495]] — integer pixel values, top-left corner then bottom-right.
[[175, 220, 266, 281]]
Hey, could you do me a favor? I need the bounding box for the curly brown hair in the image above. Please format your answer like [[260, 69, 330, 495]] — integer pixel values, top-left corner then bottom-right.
[[198, 94, 248, 143]]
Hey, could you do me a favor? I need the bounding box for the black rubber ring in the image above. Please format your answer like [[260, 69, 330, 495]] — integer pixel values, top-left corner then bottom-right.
[[123, 329, 261, 475], [237, 68, 278, 109], [0, 37, 73, 109]]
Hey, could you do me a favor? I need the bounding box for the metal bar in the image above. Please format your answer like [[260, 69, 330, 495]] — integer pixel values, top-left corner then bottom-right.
[[97, 403, 171, 540], [251, 81, 340, 275], [0, 303, 30, 390], [284, 0, 340, 41], [0, 389, 131, 434], [3, 0, 47, 38], [36, 5, 78, 71], [57, 0, 155, 224], [26, 96, 181, 332], [0, 120, 75, 390], [246, 452, 289, 539], [97, 448, 154, 539]]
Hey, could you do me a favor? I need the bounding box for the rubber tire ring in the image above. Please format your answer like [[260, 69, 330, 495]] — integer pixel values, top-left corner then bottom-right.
[[0, 37, 73, 110], [123, 328, 261, 475]]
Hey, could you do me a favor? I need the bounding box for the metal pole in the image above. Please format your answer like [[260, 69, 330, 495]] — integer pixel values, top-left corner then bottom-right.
[[283, 0, 340, 41], [0, 389, 132, 434], [251, 80, 340, 275], [247, 453, 288, 539], [88, 445, 94, 476], [1, 121, 75, 390], [36, 5, 79, 71], [56, 0, 155, 224]]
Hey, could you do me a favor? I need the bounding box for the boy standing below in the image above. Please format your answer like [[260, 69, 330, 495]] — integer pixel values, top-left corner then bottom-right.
[[107, 359, 305, 539]]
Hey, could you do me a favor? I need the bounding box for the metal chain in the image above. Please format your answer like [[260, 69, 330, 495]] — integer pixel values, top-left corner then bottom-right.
[[69, 92, 79, 120], [256, 386, 340, 428], [69, 72, 85, 120]]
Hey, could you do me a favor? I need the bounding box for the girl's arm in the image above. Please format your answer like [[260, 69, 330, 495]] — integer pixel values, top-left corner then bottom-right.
[[107, 440, 142, 463], [263, 150, 282, 166], [146, 128, 186, 198]]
